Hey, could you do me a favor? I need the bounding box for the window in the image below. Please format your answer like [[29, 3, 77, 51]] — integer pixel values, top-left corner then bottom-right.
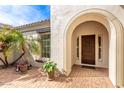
[[77, 37, 79, 58], [41, 34, 50, 58], [98, 35, 102, 61]]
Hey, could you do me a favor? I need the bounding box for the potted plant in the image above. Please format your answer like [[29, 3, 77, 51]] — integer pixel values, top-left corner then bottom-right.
[[19, 63, 28, 74], [16, 60, 28, 74], [43, 60, 57, 81]]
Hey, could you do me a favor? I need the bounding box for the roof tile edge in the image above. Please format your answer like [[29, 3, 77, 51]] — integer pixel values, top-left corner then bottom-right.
[[15, 19, 50, 29]]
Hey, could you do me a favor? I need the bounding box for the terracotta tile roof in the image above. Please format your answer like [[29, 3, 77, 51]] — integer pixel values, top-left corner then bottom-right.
[[22, 27, 50, 33], [15, 19, 50, 29]]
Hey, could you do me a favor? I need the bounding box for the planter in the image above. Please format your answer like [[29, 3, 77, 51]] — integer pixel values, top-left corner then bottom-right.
[[19, 64, 28, 74], [47, 71, 55, 81], [43, 61, 57, 81]]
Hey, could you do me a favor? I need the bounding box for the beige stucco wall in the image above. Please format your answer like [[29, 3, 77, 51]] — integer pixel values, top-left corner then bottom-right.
[[51, 5, 124, 87], [72, 21, 109, 68]]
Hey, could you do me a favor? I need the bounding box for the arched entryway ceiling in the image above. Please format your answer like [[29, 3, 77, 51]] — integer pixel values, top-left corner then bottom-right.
[[65, 13, 111, 36], [64, 9, 124, 87]]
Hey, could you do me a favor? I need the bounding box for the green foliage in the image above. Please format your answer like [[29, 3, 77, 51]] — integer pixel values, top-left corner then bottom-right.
[[0, 26, 25, 51], [0, 25, 40, 53], [0, 25, 40, 66], [43, 61, 57, 73], [0, 26, 25, 62], [26, 39, 40, 55]]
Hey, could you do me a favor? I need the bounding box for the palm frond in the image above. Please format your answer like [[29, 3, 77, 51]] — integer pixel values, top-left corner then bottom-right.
[[0, 25, 41, 66]]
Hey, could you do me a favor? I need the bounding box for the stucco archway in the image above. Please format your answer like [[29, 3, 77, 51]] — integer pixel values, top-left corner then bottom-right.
[[72, 21, 109, 68], [64, 9, 124, 87]]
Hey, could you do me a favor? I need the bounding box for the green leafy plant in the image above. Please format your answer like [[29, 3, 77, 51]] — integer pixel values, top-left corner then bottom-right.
[[0, 25, 40, 67], [43, 61, 57, 73]]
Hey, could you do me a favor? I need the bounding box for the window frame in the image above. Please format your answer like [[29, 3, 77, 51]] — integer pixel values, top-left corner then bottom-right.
[[40, 33, 50, 58]]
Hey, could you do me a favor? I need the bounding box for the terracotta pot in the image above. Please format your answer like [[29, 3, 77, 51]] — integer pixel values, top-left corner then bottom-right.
[[47, 71, 55, 81], [19, 64, 28, 74]]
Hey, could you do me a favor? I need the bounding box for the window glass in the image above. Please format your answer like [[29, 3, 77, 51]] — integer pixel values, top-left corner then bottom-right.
[[77, 37, 79, 58], [98, 36, 101, 47], [99, 48, 101, 59], [98, 35, 102, 61], [41, 34, 50, 58]]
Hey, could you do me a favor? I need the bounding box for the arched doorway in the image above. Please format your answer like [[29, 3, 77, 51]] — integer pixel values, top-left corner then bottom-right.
[[64, 9, 124, 87], [72, 21, 109, 68]]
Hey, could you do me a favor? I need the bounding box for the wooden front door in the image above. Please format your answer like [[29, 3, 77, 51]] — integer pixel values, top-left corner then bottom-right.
[[81, 35, 95, 65]]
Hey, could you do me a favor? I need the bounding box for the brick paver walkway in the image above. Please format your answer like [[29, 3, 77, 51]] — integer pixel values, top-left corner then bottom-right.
[[0, 65, 114, 88]]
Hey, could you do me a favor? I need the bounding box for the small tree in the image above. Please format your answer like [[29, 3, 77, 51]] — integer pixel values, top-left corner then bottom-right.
[[0, 26, 40, 68]]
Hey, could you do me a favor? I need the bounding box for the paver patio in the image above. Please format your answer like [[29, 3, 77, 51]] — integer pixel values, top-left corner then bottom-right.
[[0, 65, 114, 88]]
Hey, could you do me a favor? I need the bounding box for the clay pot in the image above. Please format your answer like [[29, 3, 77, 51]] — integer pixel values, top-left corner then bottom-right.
[[47, 71, 55, 81], [19, 64, 28, 74]]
